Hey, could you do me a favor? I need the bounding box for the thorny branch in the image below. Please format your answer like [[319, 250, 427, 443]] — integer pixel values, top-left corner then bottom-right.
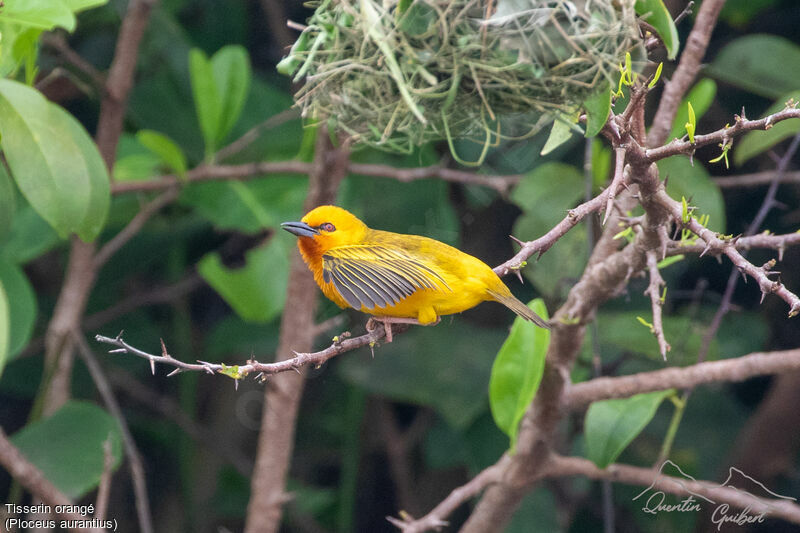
[[94, 325, 388, 383], [644, 251, 670, 360]]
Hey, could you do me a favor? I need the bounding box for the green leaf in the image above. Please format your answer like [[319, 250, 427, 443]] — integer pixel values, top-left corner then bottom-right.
[[707, 35, 800, 99], [0, 279, 8, 379], [583, 87, 611, 138], [489, 299, 550, 449], [0, 203, 62, 264], [585, 390, 674, 468], [0, 0, 75, 31], [669, 79, 717, 141], [211, 46, 251, 146], [198, 239, 290, 323], [540, 115, 575, 155], [189, 48, 221, 157], [635, 0, 679, 59], [56, 104, 111, 241], [735, 91, 800, 166], [136, 130, 188, 178], [0, 80, 109, 241], [398, 1, 436, 36], [0, 260, 37, 360], [0, 164, 15, 241], [338, 320, 506, 429], [659, 156, 725, 232], [11, 401, 122, 498]]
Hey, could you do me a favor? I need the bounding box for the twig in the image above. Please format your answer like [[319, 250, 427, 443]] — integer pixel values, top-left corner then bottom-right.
[[95, 0, 161, 168], [493, 187, 612, 276], [694, 132, 800, 366], [544, 455, 800, 524], [74, 332, 154, 533], [110, 160, 521, 195], [41, 33, 106, 89], [563, 348, 800, 408], [673, 1, 695, 25], [644, 251, 670, 360], [668, 232, 800, 260], [647, 0, 726, 147], [0, 426, 103, 532], [603, 147, 627, 225], [216, 109, 300, 161], [94, 325, 388, 379], [387, 459, 508, 533], [715, 170, 800, 188], [94, 438, 115, 522], [645, 107, 800, 162], [93, 187, 180, 268]]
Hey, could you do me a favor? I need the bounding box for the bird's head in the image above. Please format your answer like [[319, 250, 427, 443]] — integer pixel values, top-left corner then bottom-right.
[[281, 205, 368, 253]]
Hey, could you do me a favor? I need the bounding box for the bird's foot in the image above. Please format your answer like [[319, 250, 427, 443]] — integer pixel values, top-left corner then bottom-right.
[[367, 316, 440, 343]]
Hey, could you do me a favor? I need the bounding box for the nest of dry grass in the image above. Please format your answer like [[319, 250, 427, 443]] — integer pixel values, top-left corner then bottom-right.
[[280, 0, 642, 158]]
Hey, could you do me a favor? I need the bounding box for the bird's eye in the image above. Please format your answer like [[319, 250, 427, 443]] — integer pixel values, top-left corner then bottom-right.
[[320, 222, 336, 232]]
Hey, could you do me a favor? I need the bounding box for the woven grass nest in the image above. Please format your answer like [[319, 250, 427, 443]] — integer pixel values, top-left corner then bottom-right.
[[279, 0, 643, 158]]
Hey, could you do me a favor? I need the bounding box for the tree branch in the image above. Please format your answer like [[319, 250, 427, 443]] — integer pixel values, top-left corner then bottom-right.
[[94, 325, 388, 380], [109, 161, 521, 195], [543, 455, 800, 524], [647, 0, 726, 147], [388, 458, 509, 533], [645, 107, 800, 162], [644, 251, 670, 360], [73, 332, 154, 533], [564, 348, 800, 408]]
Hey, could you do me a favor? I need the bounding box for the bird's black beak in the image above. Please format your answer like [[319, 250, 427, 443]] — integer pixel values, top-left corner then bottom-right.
[[281, 221, 319, 238]]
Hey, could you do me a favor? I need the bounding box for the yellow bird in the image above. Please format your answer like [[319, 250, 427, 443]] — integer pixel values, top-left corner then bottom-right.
[[282, 205, 549, 340]]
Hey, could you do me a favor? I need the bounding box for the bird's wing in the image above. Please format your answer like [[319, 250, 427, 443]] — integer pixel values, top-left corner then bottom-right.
[[322, 244, 452, 310]]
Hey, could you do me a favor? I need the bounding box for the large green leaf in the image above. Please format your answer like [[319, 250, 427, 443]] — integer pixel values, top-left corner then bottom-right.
[[668, 79, 717, 141], [585, 390, 674, 468], [707, 35, 800, 99], [211, 46, 251, 146], [635, 0, 679, 59], [0, 279, 8, 379], [0, 164, 15, 241], [189, 48, 222, 157], [57, 104, 111, 241], [11, 401, 122, 499], [198, 238, 290, 323], [0, 0, 75, 31], [735, 91, 800, 166], [489, 299, 550, 449], [659, 156, 725, 232], [189, 46, 252, 157], [338, 320, 507, 429], [0, 80, 109, 241], [0, 260, 37, 360]]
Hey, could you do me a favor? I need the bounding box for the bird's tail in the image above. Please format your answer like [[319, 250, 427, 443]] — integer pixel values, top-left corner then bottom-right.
[[488, 288, 550, 329]]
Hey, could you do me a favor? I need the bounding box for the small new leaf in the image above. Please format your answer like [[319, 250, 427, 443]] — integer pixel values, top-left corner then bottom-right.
[[681, 196, 690, 223], [636, 316, 654, 330], [648, 62, 663, 89], [685, 102, 696, 143]]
